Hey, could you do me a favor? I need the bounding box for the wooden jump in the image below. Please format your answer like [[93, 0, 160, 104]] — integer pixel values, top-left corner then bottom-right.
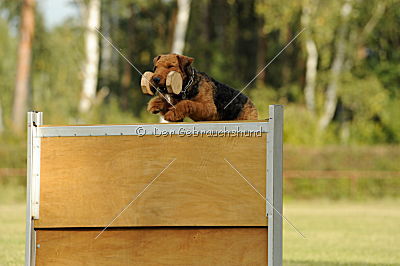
[[25, 105, 283, 265]]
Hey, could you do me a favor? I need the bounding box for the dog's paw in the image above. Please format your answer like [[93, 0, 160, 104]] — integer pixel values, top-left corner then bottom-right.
[[164, 109, 185, 122], [148, 106, 161, 114], [147, 98, 166, 114]]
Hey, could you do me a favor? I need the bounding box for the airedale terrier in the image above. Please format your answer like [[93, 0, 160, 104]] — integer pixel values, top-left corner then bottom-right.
[[147, 54, 258, 122]]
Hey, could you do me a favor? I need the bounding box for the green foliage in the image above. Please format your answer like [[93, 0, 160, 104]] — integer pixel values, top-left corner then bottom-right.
[[283, 105, 319, 145], [249, 84, 278, 117], [0, 133, 25, 169], [79, 96, 154, 124], [256, 0, 302, 36], [340, 74, 388, 121], [0, 17, 17, 128], [381, 98, 400, 143], [0, 0, 399, 146], [31, 21, 84, 124], [339, 74, 390, 143]]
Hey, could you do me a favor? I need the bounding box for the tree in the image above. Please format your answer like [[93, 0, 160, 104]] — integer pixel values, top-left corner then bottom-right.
[[160, 0, 191, 123], [79, 0, 101, 114], [171, 0, 192, 54], [256, 15, 267, 85], [120, 3, 135, 110], [301, 0, 318, 113], [318, 0, 353, 131], [12, 0, 35, 132]]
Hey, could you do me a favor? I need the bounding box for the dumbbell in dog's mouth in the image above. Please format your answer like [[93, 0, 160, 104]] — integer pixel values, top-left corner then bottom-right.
[[151, 75, 168, 93], [141, 71, 183, 96]]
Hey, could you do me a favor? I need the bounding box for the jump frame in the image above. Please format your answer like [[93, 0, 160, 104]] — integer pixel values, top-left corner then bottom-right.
[[26, 105, 283, 266]]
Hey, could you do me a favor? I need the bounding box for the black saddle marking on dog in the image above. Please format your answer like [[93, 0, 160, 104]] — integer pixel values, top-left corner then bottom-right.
[[199, 72, 248, 120]]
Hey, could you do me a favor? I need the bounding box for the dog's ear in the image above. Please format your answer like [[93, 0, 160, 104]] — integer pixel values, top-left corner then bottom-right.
[[176, 54, 194, 76], [153, 55, 161, 67]]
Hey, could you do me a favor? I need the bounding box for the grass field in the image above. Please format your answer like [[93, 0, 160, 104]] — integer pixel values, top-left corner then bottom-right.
[[0, 203, 25, 265], [1, 199, 399, 265], [283, 199, 400, 265]]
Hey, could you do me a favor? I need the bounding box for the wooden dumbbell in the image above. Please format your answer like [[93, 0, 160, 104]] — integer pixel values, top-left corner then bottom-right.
[[141, 71, 155, 95], [166, 71, 183, 95], [141, 71, 183, 95]]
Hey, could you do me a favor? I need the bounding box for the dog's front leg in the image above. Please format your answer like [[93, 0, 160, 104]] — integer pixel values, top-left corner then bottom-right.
[[164, 100, 217, 121], [163, 100, 195, 122], [147, 96, 169, 115]]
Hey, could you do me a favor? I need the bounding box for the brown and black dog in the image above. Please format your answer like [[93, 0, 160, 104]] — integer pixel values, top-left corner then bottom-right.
[[147, 54, 258, 122]]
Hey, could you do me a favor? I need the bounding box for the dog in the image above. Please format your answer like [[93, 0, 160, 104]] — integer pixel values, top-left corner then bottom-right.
[[147, 54, 258, 122]]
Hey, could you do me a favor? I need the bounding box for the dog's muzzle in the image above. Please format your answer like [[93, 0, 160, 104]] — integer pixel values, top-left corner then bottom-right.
[[157, 86, 168, 93]]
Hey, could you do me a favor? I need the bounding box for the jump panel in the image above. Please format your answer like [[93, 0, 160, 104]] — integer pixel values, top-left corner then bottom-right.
[[35, 134, 267, 228], [35, 227, 267, 265]]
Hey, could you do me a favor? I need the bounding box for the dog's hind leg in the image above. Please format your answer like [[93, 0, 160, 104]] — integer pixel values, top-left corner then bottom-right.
[[237, 99, 258, 120]]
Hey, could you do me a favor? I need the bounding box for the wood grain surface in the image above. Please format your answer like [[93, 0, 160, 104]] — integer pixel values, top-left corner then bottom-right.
[[35, 227, 267, 265], [35, 134, 267, 228]]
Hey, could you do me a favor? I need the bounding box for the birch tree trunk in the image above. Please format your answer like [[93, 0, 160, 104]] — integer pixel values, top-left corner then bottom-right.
[[161, 0, 191, 123], [171, 0, 191, 54], [318, 0, 352, 131], [79, 0, 101, 114], [12, 0, 35, 132], [301, 0, 318, 113], [304, 39, 318, 112], [358, 2, 385, 44]]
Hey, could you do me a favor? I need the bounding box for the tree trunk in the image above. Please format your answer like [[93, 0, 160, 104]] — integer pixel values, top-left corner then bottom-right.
[[256, 16, 267, 86], [359, 2, 385, 43], [171, 0, 191, 54], [318, 0, 352, 131], [354, 1, 386, 62], [12, 0, 35, 132], [120, 58, 132, 110], [120, 4, 135, 110], [304, 39, 318, 112], [99, 1, 112, 87], [301, 0, 318, 113], [79, 0, 101, 114], [161, 0, 191, 123]]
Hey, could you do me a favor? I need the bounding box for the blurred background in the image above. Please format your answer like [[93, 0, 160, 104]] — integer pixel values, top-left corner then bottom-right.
[[0, 0, 399, 265]]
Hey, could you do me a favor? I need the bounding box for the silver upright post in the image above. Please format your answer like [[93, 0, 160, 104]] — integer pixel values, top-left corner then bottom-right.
[[267, 105, 283, 266], [26, 111, 42, 266]]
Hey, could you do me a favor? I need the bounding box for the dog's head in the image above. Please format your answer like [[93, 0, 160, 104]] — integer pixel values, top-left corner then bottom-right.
[[151, 54, 194, 92]]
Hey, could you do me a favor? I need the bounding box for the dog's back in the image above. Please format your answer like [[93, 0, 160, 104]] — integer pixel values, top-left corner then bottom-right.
[[200, 72, 258, 120]]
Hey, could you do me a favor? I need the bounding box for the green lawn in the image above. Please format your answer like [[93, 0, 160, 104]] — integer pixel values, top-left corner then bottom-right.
[[283, 199, 400, 265], [0, 203, 25, 265], [1, 200, 399, 265]]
